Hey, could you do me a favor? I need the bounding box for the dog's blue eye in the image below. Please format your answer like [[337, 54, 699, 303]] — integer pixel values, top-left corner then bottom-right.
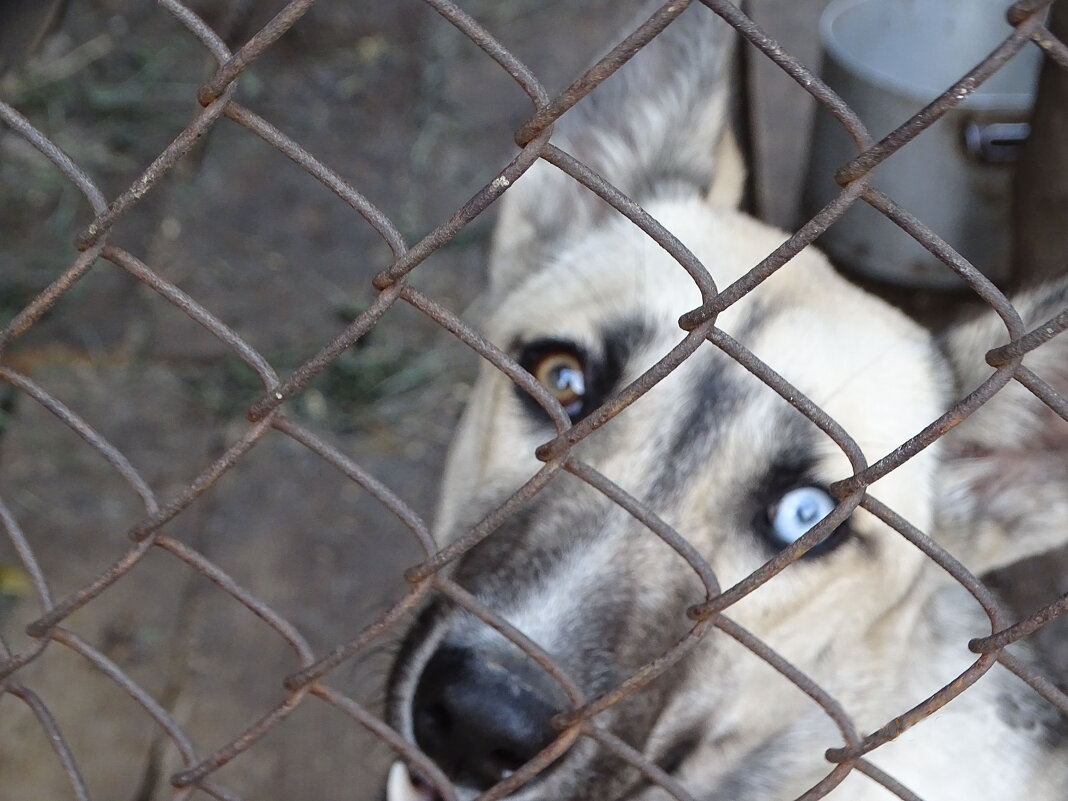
[[768, 487, 836, 548]]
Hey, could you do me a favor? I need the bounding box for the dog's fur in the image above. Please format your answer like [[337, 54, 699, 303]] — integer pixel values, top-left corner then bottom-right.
[[385, 4, 1068, 799]]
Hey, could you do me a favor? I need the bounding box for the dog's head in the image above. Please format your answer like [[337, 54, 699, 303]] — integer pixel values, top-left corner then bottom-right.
[[384, 5, 1068, 800]]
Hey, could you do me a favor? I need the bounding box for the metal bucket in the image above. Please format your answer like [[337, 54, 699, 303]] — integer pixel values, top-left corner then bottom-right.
[[803, 0, 1041, 288]]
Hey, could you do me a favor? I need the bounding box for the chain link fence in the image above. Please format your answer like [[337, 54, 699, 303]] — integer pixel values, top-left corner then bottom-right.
[[1, 1, 1066, 799]]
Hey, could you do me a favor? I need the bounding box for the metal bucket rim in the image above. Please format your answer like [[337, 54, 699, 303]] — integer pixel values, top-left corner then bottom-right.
[[820, 0, 1037, 112]]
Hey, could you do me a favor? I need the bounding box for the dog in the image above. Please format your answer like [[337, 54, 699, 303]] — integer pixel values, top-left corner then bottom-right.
[[383, 3, 1068, 799]]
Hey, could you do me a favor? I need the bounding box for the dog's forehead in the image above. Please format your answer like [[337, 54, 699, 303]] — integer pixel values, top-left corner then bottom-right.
[[486, 198, 946, 446], [486, 207, 703, 347]]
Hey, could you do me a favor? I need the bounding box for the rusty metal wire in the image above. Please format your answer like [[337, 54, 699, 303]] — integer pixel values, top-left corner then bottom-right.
[[0, 1, 1065, 800]]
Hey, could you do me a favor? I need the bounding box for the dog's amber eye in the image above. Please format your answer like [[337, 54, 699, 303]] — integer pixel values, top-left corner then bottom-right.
[[516, 340, 595, 422], [530, 351, 586, 417]]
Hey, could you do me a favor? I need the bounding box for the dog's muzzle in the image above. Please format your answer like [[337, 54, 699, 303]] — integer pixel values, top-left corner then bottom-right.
[[391, 641, 569, 798]]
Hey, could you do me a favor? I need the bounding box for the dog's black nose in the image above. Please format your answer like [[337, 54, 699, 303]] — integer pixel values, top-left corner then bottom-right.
[[411, 644, 564, 790]]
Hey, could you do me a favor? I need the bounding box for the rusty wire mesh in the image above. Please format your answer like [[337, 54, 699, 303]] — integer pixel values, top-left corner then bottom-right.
[[0, 0, 1066, 799]]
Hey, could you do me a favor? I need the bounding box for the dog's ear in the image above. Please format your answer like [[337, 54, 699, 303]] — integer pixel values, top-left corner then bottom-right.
[[935, 282, 1068, 575], [488, 3, 741, 294]]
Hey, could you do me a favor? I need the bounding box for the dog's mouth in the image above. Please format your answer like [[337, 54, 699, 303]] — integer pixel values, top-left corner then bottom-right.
[[387, 761, 447, 801], [385, 758, 563, 801], [386, 760, 536, 801]]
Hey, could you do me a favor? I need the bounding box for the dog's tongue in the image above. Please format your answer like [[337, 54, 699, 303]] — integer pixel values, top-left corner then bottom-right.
[[387, 762, 438, 801]]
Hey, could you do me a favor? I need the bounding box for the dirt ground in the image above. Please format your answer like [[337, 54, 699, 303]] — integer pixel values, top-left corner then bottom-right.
[[0, 2, 665, 798], [0, 2, 1064, 800]]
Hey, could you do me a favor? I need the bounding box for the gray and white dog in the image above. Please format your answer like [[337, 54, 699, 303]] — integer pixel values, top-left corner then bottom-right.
[[385, 3, 1068, 799]]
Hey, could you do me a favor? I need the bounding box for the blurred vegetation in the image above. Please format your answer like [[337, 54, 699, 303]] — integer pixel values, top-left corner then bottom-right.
[[176, 301, 447, 429]]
